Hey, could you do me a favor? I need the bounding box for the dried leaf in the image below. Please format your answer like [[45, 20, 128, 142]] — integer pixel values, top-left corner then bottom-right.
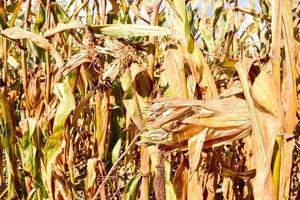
[[85, 158, 98, 192], [173, 159, 188, 200], [188, 132, 206, 174], [250, 68, 282, 119], [281, 0, 297, 134], [1, 27, 51, 49]]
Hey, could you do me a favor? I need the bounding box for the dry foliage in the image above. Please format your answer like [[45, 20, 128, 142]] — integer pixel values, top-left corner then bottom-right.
[[0, 0, 299, 200]]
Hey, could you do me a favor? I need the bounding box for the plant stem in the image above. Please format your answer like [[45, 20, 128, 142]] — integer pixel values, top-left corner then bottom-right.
[[2, 38, 7, 84], [100, 0, 106, 24], [147, 0, 162, 82], [140, 0, 162, 196], [271, 0, 282, 96], [45, 0, 51, 103], [95, 91, 105, 159], [120, 0, 128, 15], [21, 0, 31, 113], [140, 3, 162, 199], [270, 2, 283, 199], [235, 61, 266, 162], [0, 142, 2, 186], [272, 134, 283, 200], [140, 147, 150, 200]]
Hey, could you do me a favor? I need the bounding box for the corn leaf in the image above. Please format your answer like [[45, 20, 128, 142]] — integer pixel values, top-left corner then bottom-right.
[[45, 79, 75, 173], [122, 172, 142, 200], [45, 22, 172, 38], [1, 27, 51, 49]]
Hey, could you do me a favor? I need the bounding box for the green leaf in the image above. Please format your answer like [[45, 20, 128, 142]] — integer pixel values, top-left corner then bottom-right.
[[112, 138, 122, 164], [0, 90, 20, 198], [44, 21, 84, 37], [185, 3, 194, 53], [217, 60, 237, 76], [122, 173, 142, 200], [173, 0, 185, 21], [52, 3, 70, 24], [19, 119, 48, 198], [212, 0, 224, 28], [18, 118, 37, 174], [85, 158, 98, 191], [35, 6, 45, 30], [121, 68, 146, 130], [45, 79, 75, 173], [107, 83, 125, 166], [45, 22, 172, 38], [173, 0, 194, 52], [166, 179, 177, 200]]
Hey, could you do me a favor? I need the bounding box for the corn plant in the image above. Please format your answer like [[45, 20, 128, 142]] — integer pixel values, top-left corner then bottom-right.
[[0, 0, 299, 200]]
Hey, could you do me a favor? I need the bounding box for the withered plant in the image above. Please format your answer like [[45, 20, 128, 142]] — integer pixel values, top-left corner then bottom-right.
[[0, 0, 299, 200]]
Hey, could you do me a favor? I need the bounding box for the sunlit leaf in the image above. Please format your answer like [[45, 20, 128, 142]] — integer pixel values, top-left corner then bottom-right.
[[45, 22, 172, 38], [95, 24, 172, 38], [250, 68, 282, 119], [45, 79, 75, 173], [188, 132, 206, 174], [1, 26, 51, 49], [85, 158, 98, 191]]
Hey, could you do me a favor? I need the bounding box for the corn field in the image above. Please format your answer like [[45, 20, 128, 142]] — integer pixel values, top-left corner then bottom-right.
[[0, 0, 299, 199]]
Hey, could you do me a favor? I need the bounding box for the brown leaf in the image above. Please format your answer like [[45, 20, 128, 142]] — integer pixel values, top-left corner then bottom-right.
[[250, 68, 283, 120], [1, 26, 51, 49], [188, 132, 206, 174], [173, 159, 188, 200]]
